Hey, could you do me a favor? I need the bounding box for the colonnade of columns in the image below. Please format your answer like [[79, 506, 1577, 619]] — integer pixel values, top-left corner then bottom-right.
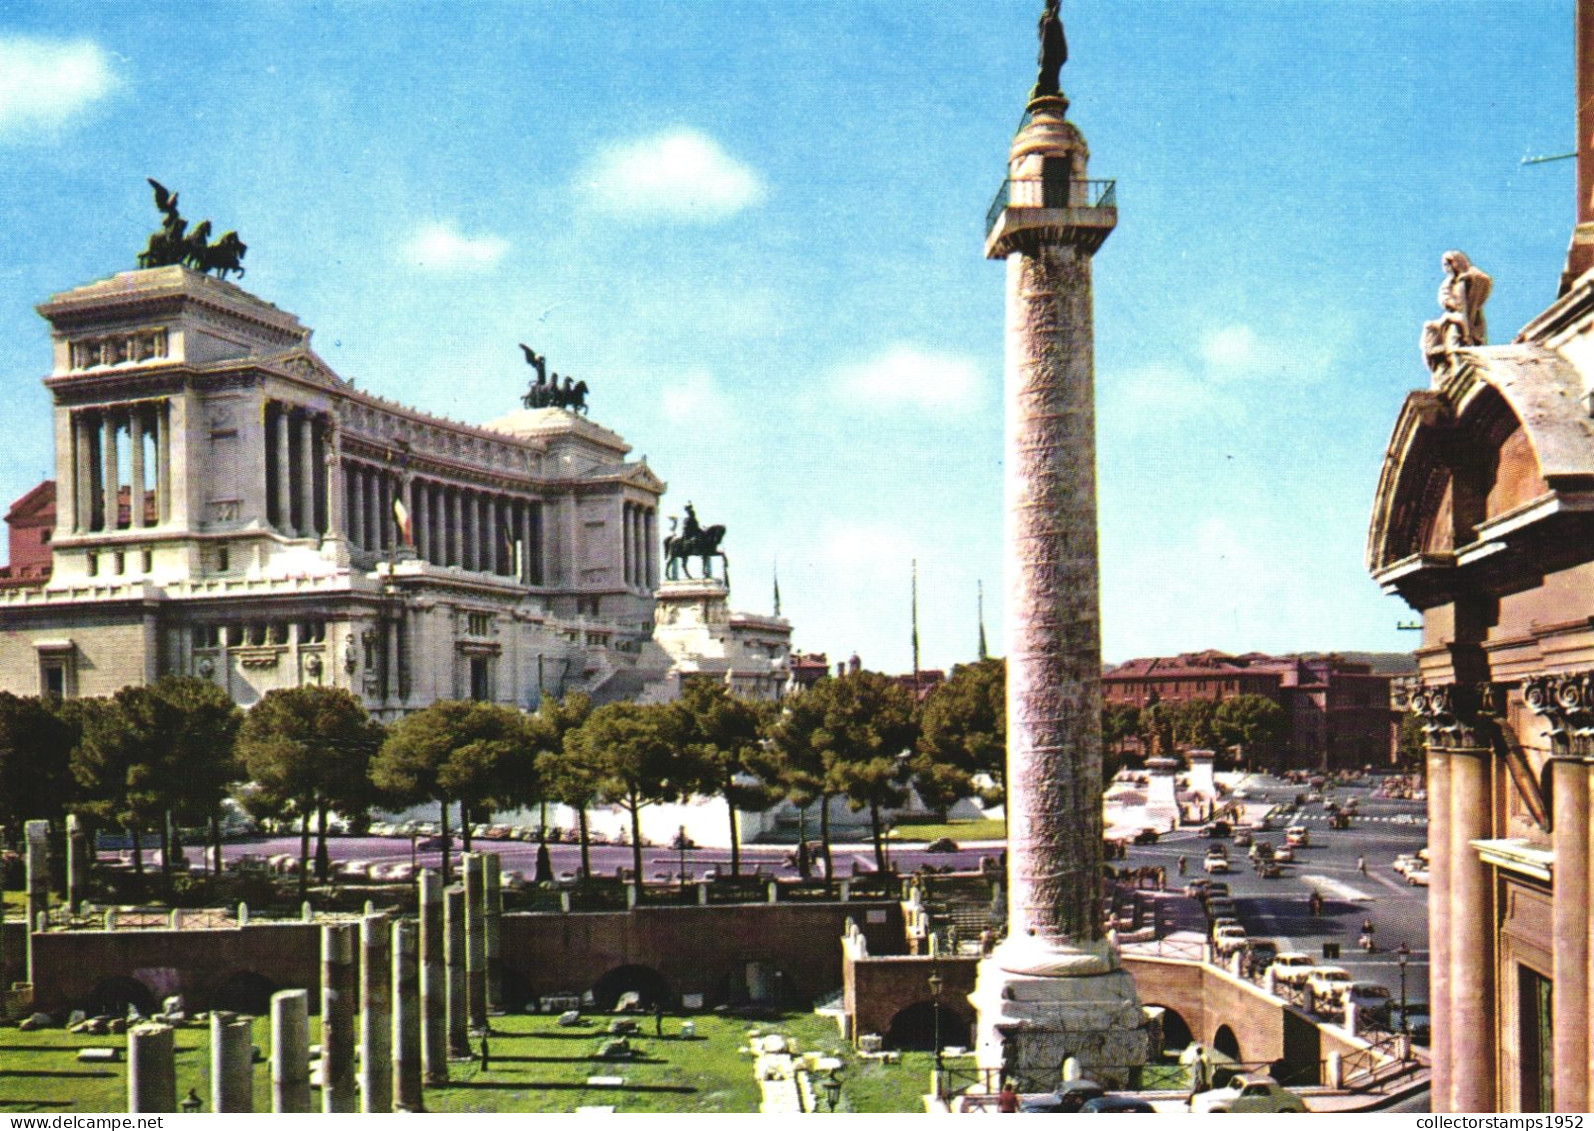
[[264, 402, 332, 538], [344, 463, 544, 584], [69, 402, 170, 533], [622, 501, 657, 590]]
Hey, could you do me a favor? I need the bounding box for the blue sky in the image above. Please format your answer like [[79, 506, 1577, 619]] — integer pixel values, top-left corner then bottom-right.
[[0, 1, 1575, 673]]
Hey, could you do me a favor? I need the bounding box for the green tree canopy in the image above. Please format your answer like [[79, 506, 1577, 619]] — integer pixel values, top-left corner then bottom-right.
[[672, 680, 776, 877], [0, 692, 77, 834], [917, 658, 1006, 800], [238, 685, 382, 893], [530, 692, 597, 878], [565, 700, 683, 884], [810, 670, 918, 871], [1215, 694, 1287, 768]]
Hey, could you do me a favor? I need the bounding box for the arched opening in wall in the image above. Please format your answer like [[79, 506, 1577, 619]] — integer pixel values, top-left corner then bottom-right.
[[1148, 1004, 1194, 1052], [1212, 1024, 1242, 1062], [886, 999, 974, 1051], [209, 970, 278, 1015], [591, 965, 673, 1011], [500, 967, 535, 1014], [83, 975, 157, 1019]]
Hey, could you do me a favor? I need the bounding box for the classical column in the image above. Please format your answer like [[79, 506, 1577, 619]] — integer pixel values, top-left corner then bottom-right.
[[462, 490, 476, 571], [379, 472, 393, 552], [129, 407, 146, 528], [1553, 758, 1590, 1112], [432, 484, 445, 565], [66, 814, 88, 913], [445, 884, 469, 1056], [484, 854, 503, 1013], [321, 923, 358, 1113], [360, 912, 393, 1114], [414, 480, 430, 563], [270, 989, 312, 1113], [325, 426, 346, 542], [73, 413, 92, 532], [1427, 746, 1452, 1110], [296, 412, 315, 536], [419, 869, 448, 1084], [392, 918, 423, 1111], [24, 820, 48, 985], [646, 508, 657, 588], [446, 488, 459, 567], [102, 412, 120, 531], [348, 463, 365, 549], [464, 853, 488, 1030], [153, 401, 169, 525], [210, 1010, 254, 1113], [478, 494, 491, 572], [127, 1023, 177, 1113], [969, 24, 1146, 1088], [274, 404, 292, 534], [1449, 747, 1496, 1112]]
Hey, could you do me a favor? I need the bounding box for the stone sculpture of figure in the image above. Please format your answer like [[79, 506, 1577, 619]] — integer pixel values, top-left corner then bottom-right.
[[1422, 250, 1492, 375], [1034, 0, 1068, 99]]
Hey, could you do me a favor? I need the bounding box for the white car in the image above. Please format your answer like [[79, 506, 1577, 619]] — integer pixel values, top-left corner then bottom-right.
[[1214, 926, 1248, 955], [1271, 952, 1316, 985], [1272, 844, 1295, 862], [1191, 1075, 1309, 1114], [1392, 853, 1420, 875], [1204, 854, 1231, 874], [1307, 966, 1354, 1011], [1406, 867, 1431, 886]]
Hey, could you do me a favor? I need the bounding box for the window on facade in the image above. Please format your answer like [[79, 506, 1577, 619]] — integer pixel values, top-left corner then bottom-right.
[[40, 661, 66, 699], [216, 545, 230, 573], [576, 596, 600, 617], [192, 625, 222, 649], [299, 620, 326, 644], [141, 548, 153, 573], [467, 613, 492, 636], [86, 553, 98, 577], [39, 529, 50, 545], [114, 551, 126, 575], [469, 656, 490, 702], [269, 622, 289, 645]]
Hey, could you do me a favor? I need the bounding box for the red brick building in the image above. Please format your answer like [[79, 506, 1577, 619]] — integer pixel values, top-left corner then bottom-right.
[[1102, 650, 1399, 770], [1, 481, 55, 586]]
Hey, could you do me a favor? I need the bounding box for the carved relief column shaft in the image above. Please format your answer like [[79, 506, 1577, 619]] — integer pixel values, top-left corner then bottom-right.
[[1553, 757, 1590, 1112], [1448, 747, 1496, 1112]]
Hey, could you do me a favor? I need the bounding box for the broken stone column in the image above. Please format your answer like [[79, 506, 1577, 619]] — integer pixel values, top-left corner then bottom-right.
[[210, 1010, 254, 1113], [359, 912, 393, 1113], [320, 922, 358, 1113], [66, 814, 89, 914], [270, 989, 312, 1113], [418, 870, 448, 1083], [24, 820, 49, 984], [445, 884, 469, 1057], [127, 1021, 177, 1113], [484, 853, 503, 1014], [463, 853, 488, 1031], [392, 918, 423, 1111]]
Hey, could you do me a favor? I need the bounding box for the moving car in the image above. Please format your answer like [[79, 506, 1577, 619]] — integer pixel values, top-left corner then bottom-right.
[[1203, 852, 1231, 874], [1272, 844, 1294, 863], [1191, 1074, 1308, 1114], [1285, 825, 1310, 847]]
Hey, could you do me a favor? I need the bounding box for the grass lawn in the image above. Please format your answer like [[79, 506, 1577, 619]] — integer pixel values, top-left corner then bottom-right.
[[889, 818, 1006, 843], [0, 1011, 934, 1114]]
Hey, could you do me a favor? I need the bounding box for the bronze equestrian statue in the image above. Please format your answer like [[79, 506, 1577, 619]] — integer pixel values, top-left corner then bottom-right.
[[137, 179, 247, 278], [663, 503, 728, 583]]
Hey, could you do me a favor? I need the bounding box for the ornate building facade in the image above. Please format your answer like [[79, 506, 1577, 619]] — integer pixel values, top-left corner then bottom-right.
[[0, 265, 675, 716]]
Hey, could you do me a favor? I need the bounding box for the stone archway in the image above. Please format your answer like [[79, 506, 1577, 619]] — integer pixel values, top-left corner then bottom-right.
[[1212, 1023, 1242, 1062], [1147, 1004, 1194, 1052], [591, 964, 673, 1011], [209, 970, 278, 1015], [84, 975, 157, 1018], [885, 999, 974, 1052]]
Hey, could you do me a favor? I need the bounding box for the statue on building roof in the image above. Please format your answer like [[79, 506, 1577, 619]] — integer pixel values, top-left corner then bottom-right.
[[137, 179, 247, 279], [519, 344, 590, 414], [664, 502, 728, 583], [1422, 250, 1491, 376], [1033, 0, 1068, 100]]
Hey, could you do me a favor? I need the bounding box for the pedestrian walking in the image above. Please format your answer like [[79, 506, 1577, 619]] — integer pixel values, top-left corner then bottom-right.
[[1357, 856, 1367, 875], [997, 1080, 1019, 1113], [653, 1000, 665, 1037]]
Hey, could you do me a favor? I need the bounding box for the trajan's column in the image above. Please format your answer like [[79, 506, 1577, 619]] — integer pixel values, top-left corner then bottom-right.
[[969, 0, 1151, 1086]]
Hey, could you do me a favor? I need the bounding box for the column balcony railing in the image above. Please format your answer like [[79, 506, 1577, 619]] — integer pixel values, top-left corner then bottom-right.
[[986, 178, 1117, 237]]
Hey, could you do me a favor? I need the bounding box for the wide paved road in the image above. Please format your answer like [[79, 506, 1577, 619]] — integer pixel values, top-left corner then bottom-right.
[[1120, 774, 1431, 1011]]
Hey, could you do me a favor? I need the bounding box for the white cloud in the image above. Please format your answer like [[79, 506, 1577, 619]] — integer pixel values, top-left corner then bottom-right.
[[835, 344, 982, 410], [660, 369, 731, 425], [399, 222, 508, 271], [0, 38, 115, 138], [583, 130, 764, 221], [1200, 323, 1331, 384]]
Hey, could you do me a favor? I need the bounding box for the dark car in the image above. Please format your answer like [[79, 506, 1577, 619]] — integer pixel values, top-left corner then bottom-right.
[[1018, 1079, 1106, 1113], [414, 834, 455, 850], [1079, 1096, 1157, 1113], [1203, 821, 1232, 839], [926, 837, 960, 853], [1133, 828, 1160, 845], [1387, 1003, 1431, 1044]]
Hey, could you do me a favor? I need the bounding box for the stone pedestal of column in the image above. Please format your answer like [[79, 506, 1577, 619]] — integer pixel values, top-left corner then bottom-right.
[[271, 989, 312, 1113], [210, 1010, 254, 1112]]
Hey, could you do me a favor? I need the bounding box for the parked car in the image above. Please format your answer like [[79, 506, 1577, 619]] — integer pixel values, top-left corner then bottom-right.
[[1387, 1002, 1432, 1044], [1214, 926, 1248, 955], [1306, 966, 1354, 1012], [1185, 878, 1212, 899], [1191, 1074, 1308, 1113], [1203, 882, 1231, 901], [927, 837, 960, 853], [1079, 1096, 1156, 1113], [1204, 898, 1237, 921], [1133, 827, 1160, 845], [1244, 940, 1279, 978], [1018, 1079, 1106, 1113], [1392, 853, 1421, 876], [1271, 952, 1316, 985], [415, 834, 455, 850], [1406, 867, 1431, 886], [1347, 981, 1393, 1024]]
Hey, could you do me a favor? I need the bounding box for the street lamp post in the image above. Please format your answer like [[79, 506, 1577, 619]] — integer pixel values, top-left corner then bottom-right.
[[1395, 942, 1411, 1060], [928, 968, 945, 1100], [822, 1069, 843, 1112]]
